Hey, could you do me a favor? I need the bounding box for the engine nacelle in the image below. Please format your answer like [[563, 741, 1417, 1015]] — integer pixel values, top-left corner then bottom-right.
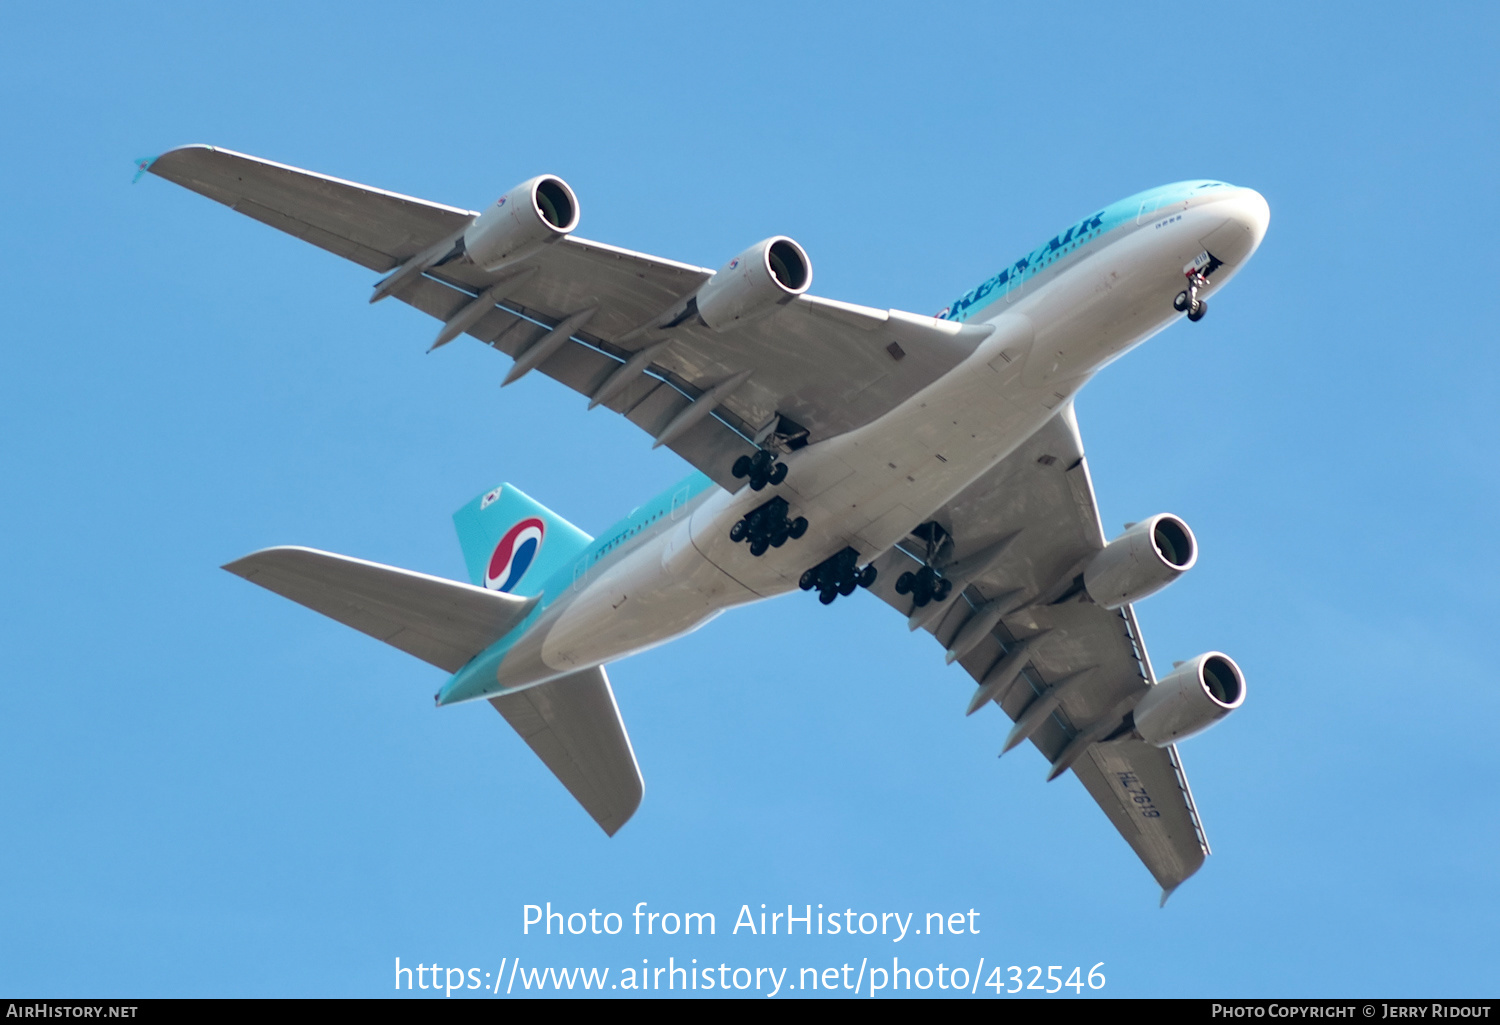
[[1083, 513, 1197, 609], [695, 236, 812, 331], [1133, 652, 1245, 746], [463, 175, 579, 271]]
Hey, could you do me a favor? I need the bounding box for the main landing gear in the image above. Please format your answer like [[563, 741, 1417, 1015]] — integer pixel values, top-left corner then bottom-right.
[[729, 496, 808, 557], [895, 565, 953, 608], [1173, 250, 1222, 323], [799, 547, 877, 605], [893, 520, 954, 608], [732, 449, 788, 491]]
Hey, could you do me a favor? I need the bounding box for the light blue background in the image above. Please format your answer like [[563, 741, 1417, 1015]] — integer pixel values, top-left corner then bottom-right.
[[2, 1, 1496, 998]]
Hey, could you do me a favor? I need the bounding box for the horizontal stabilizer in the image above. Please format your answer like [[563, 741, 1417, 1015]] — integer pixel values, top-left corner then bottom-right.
[[490, 665, 643, 836], [224, 546, 535, 673]]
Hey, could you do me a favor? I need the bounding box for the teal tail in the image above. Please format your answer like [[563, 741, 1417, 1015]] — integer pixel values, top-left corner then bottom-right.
[[452, 483, 592, 598]]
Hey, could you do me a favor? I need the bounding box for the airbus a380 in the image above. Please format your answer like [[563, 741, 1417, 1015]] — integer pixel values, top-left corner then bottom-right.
[[144, 146, 1268, 900]]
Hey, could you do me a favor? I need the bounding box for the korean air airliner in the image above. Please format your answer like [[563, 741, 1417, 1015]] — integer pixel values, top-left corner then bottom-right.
[[145, 145, 1267, 899]]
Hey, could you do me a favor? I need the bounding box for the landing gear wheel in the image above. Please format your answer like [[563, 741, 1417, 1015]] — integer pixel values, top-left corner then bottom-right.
[[750, 476, 767, 492], [804, 547, 870, 606], [912, 573, 935, 606], [729, 519, 748, 542], [768, 462, 788, 486], [789, 516, 808, 540], [935, 578, 953, 601], [1177, 266, 1211, 320], [732, 455, 753, 479], [770, 530, 788, 548], [749, 538, 769, 557], [895, 572, 914, 595]]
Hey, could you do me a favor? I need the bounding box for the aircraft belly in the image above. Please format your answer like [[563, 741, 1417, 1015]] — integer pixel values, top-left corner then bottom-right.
[[468, 229, 1215, 696], [541, 526, 755, 670], [687, 320, 1078, 593]]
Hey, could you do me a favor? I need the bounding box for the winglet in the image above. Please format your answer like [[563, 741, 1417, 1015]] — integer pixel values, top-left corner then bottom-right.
[[1159, 884, 1179, 908], [131, 155, 159, 184]]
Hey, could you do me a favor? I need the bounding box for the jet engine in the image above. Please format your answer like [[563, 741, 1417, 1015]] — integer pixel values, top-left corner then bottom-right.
[[695, 236, 812, 331], [1083, 514, 1196, 609], [1132, 652, 1245, 746], [463, 175, 580, 271]]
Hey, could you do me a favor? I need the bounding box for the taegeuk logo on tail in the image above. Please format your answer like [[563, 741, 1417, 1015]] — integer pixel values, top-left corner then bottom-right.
[[485, 517, 546, 592]]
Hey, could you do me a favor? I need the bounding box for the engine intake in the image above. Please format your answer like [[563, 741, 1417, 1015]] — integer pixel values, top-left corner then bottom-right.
[[463, 175, 579, 271], [1083, 513, 1196, 609], [695, 236, 812, 331], [1133, 652, 1245, 746]]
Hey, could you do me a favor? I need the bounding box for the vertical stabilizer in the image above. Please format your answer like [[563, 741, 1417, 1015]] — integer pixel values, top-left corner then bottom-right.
[[453, 483, 593, 598]]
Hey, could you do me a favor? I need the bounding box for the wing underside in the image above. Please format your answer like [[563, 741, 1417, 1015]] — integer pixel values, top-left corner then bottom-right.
[[147, 144, 990, 490], [864, 405, 1211, 894]]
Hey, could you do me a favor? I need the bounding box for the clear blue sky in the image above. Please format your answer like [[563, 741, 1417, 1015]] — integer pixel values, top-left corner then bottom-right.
[[2, 1, 1496, 999]]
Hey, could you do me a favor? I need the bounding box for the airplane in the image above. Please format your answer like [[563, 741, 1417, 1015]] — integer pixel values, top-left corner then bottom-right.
[[143, 145, 1268, 902]]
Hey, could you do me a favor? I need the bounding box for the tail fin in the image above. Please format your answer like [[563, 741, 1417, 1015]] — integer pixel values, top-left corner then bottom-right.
[[453, 483, 593, 598]]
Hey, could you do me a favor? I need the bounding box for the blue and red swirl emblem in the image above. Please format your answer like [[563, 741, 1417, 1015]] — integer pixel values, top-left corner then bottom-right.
[[484, 517, 546, 592]]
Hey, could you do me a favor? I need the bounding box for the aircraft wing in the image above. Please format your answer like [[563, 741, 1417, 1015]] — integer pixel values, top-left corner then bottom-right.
[[146, 145, 992, 489], [862, 404, 1212, 897]]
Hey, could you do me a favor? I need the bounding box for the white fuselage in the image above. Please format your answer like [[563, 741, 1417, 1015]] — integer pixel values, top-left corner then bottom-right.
[[496, 186, 1270, 691]]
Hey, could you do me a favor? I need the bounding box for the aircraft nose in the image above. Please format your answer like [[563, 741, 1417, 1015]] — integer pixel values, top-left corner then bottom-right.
[[1237, 187, 1271, 251], [1198, 187, 1270, 267]]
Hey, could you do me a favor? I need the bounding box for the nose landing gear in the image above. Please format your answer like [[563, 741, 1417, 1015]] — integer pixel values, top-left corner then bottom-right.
[[729, 496, 808, 557], [1173, 250, 1222, 323], [1173, 284, 1208, 322], [732, 449, 788, 491], [800, 547, 877, 605]]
